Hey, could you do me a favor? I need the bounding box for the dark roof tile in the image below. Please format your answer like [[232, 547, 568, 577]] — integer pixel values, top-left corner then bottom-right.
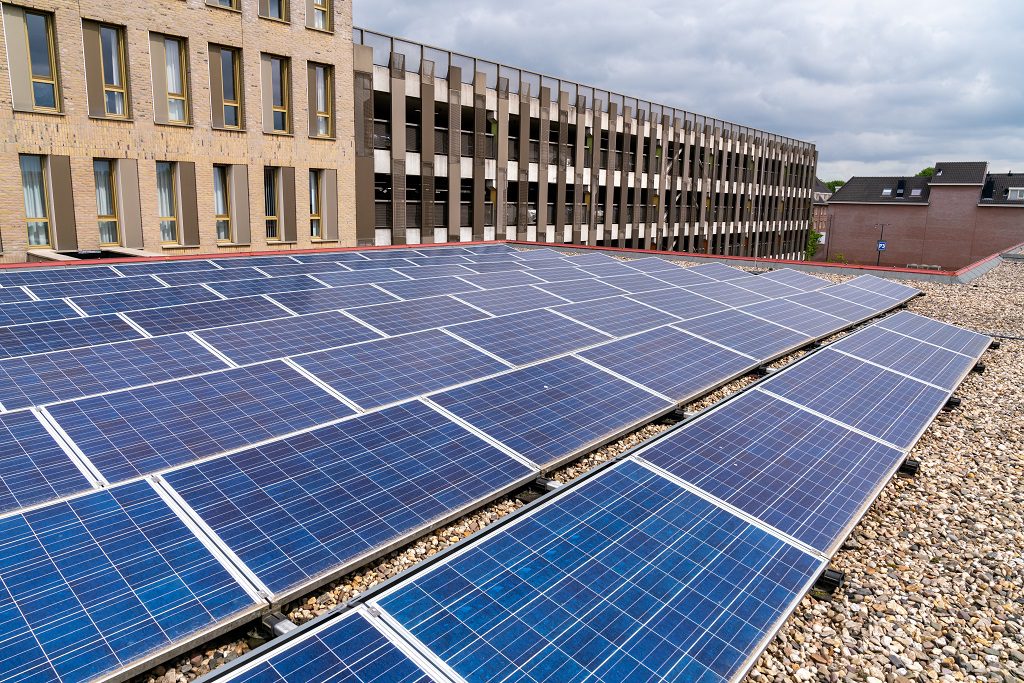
[[931, 162, 988, 185], [828, 176, 931, 204]]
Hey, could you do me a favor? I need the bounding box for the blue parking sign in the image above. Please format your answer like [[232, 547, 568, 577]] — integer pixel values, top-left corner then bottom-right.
[[877, 240, 887, 251]]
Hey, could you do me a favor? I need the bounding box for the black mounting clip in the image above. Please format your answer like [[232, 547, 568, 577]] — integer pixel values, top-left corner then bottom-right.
[[898, 459, 921, 477], [972, 362, 986, 374], [989, 340, 1001, 351], [942, 396, 962, 411], [656, 407, 689, 425], [813, 568, 845, 595]]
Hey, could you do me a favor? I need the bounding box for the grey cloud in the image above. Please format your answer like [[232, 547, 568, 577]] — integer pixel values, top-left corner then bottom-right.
[[354, 0, 1024, 180]]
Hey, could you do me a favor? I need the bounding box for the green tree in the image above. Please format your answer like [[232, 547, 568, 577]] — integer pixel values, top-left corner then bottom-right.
[[805, 229, 823, 260], [916, 167, 935, 178], [825, 180, 845, 192]]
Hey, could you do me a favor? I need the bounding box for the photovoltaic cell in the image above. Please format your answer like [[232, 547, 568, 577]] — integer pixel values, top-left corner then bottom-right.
[[598, 273, 673, 294], [736, 299, 848, 338], [632, 288, 731, 320], [345, 296, 490, 336], [311, 268, 412, 287], [376, 276, 484, 300], [257, 262, 355, 277], [757, 268, 830, 292], [561, 252, 620, 266], [876, 310, 991, 356], [553, 296, 679, 337], [28, 274, 165, 300], [294, 329, 508, 410], [515, 248, 563, 260], [522, 267, 592, 282], [269, 284, 400, 315], [210, 274, 328, 297], [576, 262, 640, 279], [847, 274, 920, 301], [446, 309, 611, 365], [637, 390, 904, 553], [112, 259, 223, 276], [395, 264, 477, 279], [533, 278, 628, 302], [625, 256, 687, 273], [208, 256, 299, 269], [685, 262, 752, 281], [0, 335, 228, 410], [829, 325, 977, 390], [680, 280, 771, 307], [377, 459, 824, 683], [818, 283, 899, 311], [345, 259, 423, 271], [158, 267, 268, 286], [0, 410, 91, 514], [394, 255, 471, 267], [291, 252, 375, 263], [729, 277, 805, 300], [0, 315, 142, 360], [760, 349, 950, 448], [460, 244, 517, 254], [453, 286, 570, 316], [48, 361, 355, 483], [359, 250, 424, 261], [70, 284, 222, 316], [0, 481, 259, 683], [781, 290, 876, 323], [124, 296, 291, 336], [674, 311, 810, 360], [196, 311, 382, 365], [0, 299, 80, 327], [431, 356, 672, 469], [647, 267, 719, 288], [579, 326, 756, 402], [161, 401, 535, 596], [461, 261, 531, 274], [225, 611, 429, 683], [0, 287, 33, 305], [455, 270, 547, 289], [0, 265, 118, 288]]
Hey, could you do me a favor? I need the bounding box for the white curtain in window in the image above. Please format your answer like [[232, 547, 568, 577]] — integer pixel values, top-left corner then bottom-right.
[[315, 67, 329, 135], [165, 40, 182, 94], [156, 162, 177, 242], [94, 161, 115, 216], [20, 155, 49, 246], [214, 166, 231, 241]]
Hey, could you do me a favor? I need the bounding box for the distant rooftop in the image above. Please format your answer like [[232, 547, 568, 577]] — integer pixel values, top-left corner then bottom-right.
[[830, 161, 1023, 206], [931, 161, 988, 185]]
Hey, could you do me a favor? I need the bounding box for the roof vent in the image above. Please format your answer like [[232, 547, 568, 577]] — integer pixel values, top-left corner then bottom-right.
[[936, 169, 943, 176]]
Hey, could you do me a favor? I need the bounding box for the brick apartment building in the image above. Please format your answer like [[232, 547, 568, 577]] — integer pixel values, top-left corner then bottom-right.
[[812, 178, 831, 233], [825, 162, 1024, 269], [0, 0, 817, 263]]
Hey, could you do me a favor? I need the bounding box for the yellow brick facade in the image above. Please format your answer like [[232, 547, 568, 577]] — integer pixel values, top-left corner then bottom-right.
[[0, 0, 356, 263]]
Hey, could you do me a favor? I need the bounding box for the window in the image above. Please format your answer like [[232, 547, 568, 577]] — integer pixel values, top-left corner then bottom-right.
[[213, 165, 232, 241], [881, 188, 892, 197], [156, 162, 178, 242], [264, 0, 288, 20], [1008, 188, 1024, 201], [164, 36, 189, 123], [94, 159, 121, 245], [99, 25, 127, 116], [20, 155, 51, 247], [264, 166, 281, 240], [220, 47, 242, 128], [213, 0, 239, 8], [25, 10, 60, 110], [267, 55, 290, 133], [310, 63, 333, 137], [311, 0, 330, 30], [910, 188, 923, 197], [309, 169, 322, 238]]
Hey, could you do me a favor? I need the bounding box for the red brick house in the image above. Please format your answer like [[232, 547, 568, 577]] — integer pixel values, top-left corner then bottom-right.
[[823, 162, 1024, 268]]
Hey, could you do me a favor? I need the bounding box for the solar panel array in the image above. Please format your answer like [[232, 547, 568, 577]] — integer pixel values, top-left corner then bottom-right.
[[0, 245, 938, 682], [207, 309, 989, 683]]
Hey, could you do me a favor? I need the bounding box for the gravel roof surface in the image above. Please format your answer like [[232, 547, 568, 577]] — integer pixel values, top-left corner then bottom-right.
[[137, 257, 1024, 683]]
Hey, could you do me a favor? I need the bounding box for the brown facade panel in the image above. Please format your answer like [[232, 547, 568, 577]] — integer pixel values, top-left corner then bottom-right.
[[49, 155, 78, 251], [178, 162, 201, 247]]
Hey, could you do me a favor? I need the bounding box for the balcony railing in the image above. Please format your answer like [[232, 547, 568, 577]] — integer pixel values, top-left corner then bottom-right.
[[433, 201, 448, 227], [461, 132, 474, 157], [373, 121, 391, 150], [405, 125, 420, 153], [406, 202, 422, 228], [434, 129, 449, 155], [374, 201, 392, 228]]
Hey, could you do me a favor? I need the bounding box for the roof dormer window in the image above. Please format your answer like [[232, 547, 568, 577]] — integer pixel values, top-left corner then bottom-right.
[[881, 188, 893, 197], [1008, 188, 1024, 200], [910, 188, 923, 197]]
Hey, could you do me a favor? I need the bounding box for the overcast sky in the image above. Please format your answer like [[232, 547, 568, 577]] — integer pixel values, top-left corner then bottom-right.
[[354, 0, 1024, 182]]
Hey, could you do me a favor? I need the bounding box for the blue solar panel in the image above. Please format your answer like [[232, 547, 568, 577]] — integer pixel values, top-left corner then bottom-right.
[[376, 459, 824, 683], [28, 274, 164, 300], [208, 256, 299, 269], [562, 252, 620, 266], [269, 284, 400, 315], [0, 265, 118, 288], [48, 361, 355, 483], [686, 262, 752, 281], [0, 410, 91, 514], [446, 309, 611, 365], [781, 290, 876, 323], [161, 401, 535, 596], [534, 278, 629, 302], [0, 315, 142, 360], [344, 259, 420, 271], [158, 266, 268, 286], [394, 264, 477, 279], [0, 299, 80, 326], [597, 273, 672, 294], [877, 311, 991, 356], [226, 611, 430, 683], [70, 284, 221, 316], [345, 296, 490, 336], [680, 280, 771, 307], [515, 248, 563, 260], [624, 256, 687, 274], [112, 259, 223, 276], [575, 262, 639, 278], [210, 274, 328, 297], [396, 255, 471, 267], [847, 275, 920, 301], [647, 267, 722, 288], [453, 286, 570, 316], [637, 390, 904, 553], [431, 356, 672, 469], [632, 288, 731, 320], [312, 268, 411, 287], [460, 244, 517, 254], [818, 283, 899, 311], [291, 252, 376, 263], [0, 334, 228, 410], [0, 481, 259, 683], [294, 329, 508, 410], [736, 299, 848, 338], [359, 250, 423, 261], [377, 275, 484, 300], [729, 277, 805, 299], [523, 266, 591, 282], [829, 325, 977, 390], [760, 349, 950, 448], [0, 287, 32, 304], [414, 246, 473, 256], [124, 296, 290, 336], [455, 270, 547, 289], [674, 311, 810, 360], [758, 268, 830, 292], [196, 311, 382, 365], [461, 261, 531, 274], [554, 296, 678, 336], [579, 326, 756, 402]]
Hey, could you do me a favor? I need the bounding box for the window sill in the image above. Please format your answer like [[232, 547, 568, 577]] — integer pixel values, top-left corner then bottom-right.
[[213, 125, 247, 133], [306, 26, 334, 35], [258, 15, 291, 25], [309, 134, 336, 141], [207, 3, 242, 13], [12, 107, 64, 117], [155, 121, 194, 129], [217, 242, 251, 248], [266, 240, 298, 245], [88, 115, 134, 122], [264, 130, 294, 137], [310, 239, 339, 244], [161, 243, 202, 250]]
